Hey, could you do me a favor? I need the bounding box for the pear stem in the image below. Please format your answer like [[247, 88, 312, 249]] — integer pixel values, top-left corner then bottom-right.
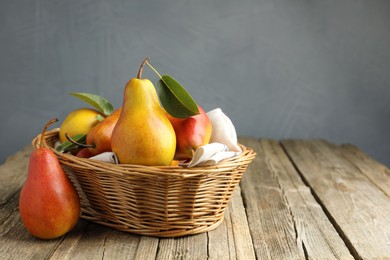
[[137, 57, 150, 79], [145, 60, 163, 79], [65, 133, 95, 148], [40, 118, 58, 149]]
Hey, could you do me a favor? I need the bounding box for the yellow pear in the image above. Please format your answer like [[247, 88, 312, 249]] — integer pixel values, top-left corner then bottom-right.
[[111, 59, 176, 165]]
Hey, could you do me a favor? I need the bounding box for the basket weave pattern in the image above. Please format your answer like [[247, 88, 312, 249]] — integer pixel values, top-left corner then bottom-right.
[[33, 129, 256, 237]]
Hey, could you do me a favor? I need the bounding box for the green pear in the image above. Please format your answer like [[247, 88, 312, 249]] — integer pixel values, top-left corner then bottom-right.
[[111, 59, 176, 165]]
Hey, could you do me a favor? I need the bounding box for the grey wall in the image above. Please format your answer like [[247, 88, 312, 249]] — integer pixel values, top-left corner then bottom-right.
[[1, 0, 390, 167]]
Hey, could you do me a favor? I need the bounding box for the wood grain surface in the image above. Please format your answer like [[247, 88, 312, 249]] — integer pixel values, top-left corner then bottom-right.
[[1, 138, 390, 259]]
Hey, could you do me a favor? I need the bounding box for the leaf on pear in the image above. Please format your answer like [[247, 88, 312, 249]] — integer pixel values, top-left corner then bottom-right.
[[70, 92, 114, 117], [96, 114, 105, 122], [56, 134, 87, 152], [156, 75, 199, 118]]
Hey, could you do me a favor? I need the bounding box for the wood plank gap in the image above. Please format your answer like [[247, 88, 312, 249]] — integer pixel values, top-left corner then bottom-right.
[[238, 187, 258, 260], [134, 235, 160, 259], [239, 138, 303, 259], [100, 232, 108, 260], [237, 192, 253, 259], [96, 228, 144, 259], [238, 183, 263, 260], [302, 241, 308, 260], [45, 232, 67, 260], [265, 148, 303, 258], [154, 238, 162, 259], [279, 141, 361, 260], [272, 141, 316, 258], [270, 145, 300, 242], [47, 220, 92, 259], [206, 229, 210, 259], [229, 187, 256, 259]]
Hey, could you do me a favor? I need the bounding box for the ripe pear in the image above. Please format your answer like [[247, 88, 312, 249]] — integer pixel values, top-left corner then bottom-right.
[[111, 59, 176, 165], [86, 108, 121, 155], [167, 105, 212, 160], [19, 118, 80, 239], [59, 108, 102, 143]]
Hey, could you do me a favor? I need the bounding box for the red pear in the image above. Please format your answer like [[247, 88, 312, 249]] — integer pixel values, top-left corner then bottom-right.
[[85, 108, 121, 155], [167, 105, 212, 160], [19, 118, 80, 239]]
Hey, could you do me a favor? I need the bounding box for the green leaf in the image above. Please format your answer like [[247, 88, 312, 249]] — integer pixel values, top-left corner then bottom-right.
[[156, 75, 199, 118], [96, 114, 105, 122], [56, 134, 87, 152], [70, 92, 114, 116]]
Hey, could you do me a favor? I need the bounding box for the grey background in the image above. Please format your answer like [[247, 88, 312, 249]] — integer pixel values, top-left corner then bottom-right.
[[1, 0, 390, 167]]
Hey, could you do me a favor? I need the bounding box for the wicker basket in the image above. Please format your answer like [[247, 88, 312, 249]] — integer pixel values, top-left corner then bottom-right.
[[32, 128, 256, 237]]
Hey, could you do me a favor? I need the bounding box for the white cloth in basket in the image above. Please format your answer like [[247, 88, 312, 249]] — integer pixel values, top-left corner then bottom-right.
[[184, 143, 240, 168], [207, 108, 242, 153], [90, 152, 119, 164]]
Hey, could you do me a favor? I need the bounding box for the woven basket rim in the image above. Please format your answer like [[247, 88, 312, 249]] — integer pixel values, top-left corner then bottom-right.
[[32, 128, 256, 178]]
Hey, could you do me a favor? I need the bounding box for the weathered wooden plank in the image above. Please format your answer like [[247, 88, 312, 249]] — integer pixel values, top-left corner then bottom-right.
[[0, 197, 63, 259], [133, 236, 159, 260], [259, 139, 353, 259], [4, 138, 386, 259], [226, 186, 255, 260], [49, 220, 150, 260], [49, 221, 106, 259], [156, 232, 208, 259], [155, 238, 176, 259], [340, 144, 390, 197], [0, 145, 32, 239], [49, 221, 159, 259], [101, 230, 141, 259], [0, 191, 20, 234], [207, 193, 237, 260], [208, 186, 255, 260], [0, 145, 32, 205], [239, 137, 304, 259], [282, 139, 390, 259]]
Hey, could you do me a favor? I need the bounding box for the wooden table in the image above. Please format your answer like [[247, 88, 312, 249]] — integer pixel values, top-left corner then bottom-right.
[[1, 138, 390, 259]]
